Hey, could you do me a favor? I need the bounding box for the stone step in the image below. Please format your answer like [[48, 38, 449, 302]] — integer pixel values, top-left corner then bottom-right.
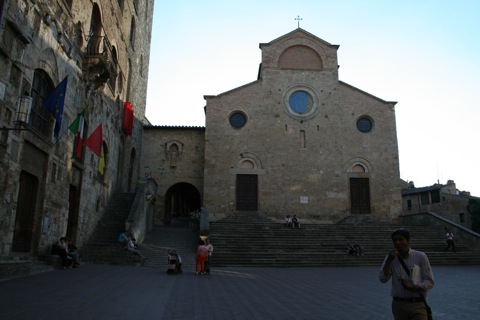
[[0, 257, 55, 281], [82, 192, 137, 265], [209, 213, 480, 267], [141, 225, 199, 270]]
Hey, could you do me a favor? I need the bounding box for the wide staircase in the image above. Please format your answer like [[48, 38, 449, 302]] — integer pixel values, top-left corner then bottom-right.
[[82, 193, 141, 265], [81, 197, 480, 269], [209, 212, 480, 267], [81, 190, 199, 269], [140, 223, 199, 271]]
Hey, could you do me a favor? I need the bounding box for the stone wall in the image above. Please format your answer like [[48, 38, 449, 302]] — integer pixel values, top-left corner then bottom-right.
[[142, 126, 205, 224], [0, 0, 153, 257], [401, 181, 474, 229], [203, 29, 402, 222]]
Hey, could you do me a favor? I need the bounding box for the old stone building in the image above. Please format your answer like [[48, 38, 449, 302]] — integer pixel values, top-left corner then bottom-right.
[[142, 126, 205, 225], [401, 180, 477, 229], [143, 28, 403, 224], [0, 0, 154, 258]]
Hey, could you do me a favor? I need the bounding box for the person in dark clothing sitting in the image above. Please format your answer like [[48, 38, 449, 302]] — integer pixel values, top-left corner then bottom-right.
[[53, 237, 75, 269]]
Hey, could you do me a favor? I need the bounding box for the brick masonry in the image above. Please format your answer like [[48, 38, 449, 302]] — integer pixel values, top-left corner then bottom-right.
[[143, 29, 403, 224]]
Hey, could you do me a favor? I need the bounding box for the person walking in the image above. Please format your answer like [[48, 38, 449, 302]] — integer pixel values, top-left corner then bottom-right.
[[379, 228, 434, 320], [445, 228, 456, 252]]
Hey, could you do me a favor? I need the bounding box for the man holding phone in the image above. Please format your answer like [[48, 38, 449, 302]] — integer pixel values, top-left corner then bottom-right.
[[379, 228, 434, 320]]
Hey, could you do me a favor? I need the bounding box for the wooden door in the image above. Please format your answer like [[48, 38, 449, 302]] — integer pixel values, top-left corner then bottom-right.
[[12, 171, 39, 252], [236, 174, 258, 211], [350, 178, 370, 214], [67, 185, 79, 240]]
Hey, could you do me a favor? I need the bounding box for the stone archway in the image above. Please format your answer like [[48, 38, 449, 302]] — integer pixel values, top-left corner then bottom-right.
[[164, 183, 201, 225]]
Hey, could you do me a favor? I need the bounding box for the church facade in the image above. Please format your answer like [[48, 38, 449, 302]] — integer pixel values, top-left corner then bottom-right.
[[144, 28, 403, 224]]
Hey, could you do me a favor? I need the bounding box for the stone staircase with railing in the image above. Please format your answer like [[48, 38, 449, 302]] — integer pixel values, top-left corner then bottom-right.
[[209, 212, 480, 267], [81, 192, 141, 265]]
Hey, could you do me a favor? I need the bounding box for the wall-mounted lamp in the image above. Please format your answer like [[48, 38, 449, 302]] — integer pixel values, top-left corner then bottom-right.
[[0, 96, 32, 131]]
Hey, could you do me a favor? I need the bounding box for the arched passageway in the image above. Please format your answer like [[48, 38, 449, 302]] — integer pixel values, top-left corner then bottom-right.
[[164, 183, 201, 225]]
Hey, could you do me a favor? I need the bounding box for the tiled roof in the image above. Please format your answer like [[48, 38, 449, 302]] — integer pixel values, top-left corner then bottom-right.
[[401, 184, 445, 195]]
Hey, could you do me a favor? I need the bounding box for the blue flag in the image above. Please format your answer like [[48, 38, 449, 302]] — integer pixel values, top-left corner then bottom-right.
[[43, 76, 68, 140]]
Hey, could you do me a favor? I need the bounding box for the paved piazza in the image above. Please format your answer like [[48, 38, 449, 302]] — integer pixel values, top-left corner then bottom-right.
[[0, 265, 478, 319]]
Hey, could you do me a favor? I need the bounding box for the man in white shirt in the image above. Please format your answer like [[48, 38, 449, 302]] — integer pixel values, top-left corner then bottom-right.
[[379, 228, 434, 320]]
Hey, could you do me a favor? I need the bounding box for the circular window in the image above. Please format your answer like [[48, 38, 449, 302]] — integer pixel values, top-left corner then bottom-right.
[[229, 112, 247, 129], [357, 117, 373, 133], [289, 91, 313, 114], [283, 85, 320, 120]]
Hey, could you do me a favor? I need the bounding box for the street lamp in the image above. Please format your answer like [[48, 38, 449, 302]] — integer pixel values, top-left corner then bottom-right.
[[0, 96, 32, 131]]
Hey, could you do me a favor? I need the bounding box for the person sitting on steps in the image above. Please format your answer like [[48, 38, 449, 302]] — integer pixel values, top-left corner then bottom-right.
[[127, 237, 146, 262], [118, 230, 131, 248], [353, 242, 364, 256], [347, 243, 357, 256], [292, 215, 300, 228], [54, 237, 76, 269], [285, 215, 293, 228]]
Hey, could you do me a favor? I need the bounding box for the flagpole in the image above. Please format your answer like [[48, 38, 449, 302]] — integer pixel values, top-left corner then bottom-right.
[[56, 106, 88, 144], [54, 127, 68, 143]]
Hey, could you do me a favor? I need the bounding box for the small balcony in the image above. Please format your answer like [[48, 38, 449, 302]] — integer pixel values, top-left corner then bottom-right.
[[83, 33, 117, 89]]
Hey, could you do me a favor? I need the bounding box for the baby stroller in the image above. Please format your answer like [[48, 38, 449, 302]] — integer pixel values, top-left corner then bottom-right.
[[166, 250, 182, 274]]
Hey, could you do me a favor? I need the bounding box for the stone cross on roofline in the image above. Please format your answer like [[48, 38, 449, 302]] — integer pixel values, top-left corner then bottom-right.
[[295, 15, 303, 28]]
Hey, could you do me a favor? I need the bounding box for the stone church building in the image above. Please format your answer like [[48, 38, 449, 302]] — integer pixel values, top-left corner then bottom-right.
[[143, 28, 403, 224]]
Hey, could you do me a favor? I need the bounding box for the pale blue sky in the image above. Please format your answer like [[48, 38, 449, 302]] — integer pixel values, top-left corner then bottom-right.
[[146, 0, 480, 197]]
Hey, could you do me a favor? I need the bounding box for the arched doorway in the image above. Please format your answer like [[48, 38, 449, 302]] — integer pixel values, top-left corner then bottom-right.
[[12, 171, 39, 252], [164, 183, 201, 225]]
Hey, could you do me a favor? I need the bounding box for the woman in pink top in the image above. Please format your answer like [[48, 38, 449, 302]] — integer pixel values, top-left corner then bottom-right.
[[196, 240, 208, 275]]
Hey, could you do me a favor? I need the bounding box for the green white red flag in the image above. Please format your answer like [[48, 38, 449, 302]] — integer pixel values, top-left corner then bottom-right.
[[68, 108, 86, 158]]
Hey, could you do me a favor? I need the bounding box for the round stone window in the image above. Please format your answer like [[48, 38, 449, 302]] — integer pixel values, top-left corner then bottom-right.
[[356, 117, 373, 133], [289, 91, 313, 114], [283, 85, 320, 120], [229, 112, 247, 129]]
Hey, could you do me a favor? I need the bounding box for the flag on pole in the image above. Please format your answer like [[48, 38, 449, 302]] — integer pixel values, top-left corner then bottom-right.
[[84, 123, 103, 157], [122, 102, 134, 135], [69, 108, 86, 158], [43, 76, 68, 140]]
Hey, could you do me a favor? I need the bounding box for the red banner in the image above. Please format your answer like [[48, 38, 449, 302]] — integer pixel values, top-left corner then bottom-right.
[[122, 102, 134, 135]]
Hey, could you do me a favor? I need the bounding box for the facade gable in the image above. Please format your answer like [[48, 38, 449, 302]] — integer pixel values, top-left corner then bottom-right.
[[259, 28, 339, 75], [201, 29, 402, 222]]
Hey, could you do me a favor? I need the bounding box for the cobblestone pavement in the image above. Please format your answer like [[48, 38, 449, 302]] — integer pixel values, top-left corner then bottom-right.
[[0, 264, 478, 320]]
